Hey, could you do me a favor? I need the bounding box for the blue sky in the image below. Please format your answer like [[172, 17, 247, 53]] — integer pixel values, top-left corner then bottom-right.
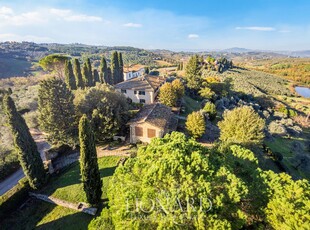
[[0, 0, 309, 51]]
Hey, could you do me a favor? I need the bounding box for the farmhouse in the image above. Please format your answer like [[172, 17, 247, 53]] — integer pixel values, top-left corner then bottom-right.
[[128, 103, 178, 143], [115, 75, 166, 104], [123, 64, 145, 81]]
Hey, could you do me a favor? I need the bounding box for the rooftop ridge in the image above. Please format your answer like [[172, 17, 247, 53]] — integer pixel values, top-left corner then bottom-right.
[[142, 103, 158, 122]]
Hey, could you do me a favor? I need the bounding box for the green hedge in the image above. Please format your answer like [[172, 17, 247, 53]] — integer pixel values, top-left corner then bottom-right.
[[0, 178, 30, 220]]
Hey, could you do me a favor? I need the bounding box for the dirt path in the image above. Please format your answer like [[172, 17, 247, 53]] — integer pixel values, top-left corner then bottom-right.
[[0, 129, 50, 196], [96, 145, 133, 158]]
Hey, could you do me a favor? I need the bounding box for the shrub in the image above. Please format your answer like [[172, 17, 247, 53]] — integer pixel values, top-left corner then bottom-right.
[[218, 106, 265, 146], [199, 86, 215, 100], [203, 102, 217, 120]]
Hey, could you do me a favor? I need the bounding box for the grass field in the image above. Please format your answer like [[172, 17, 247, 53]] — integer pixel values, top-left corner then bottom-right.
[[265, 128, 310, 180], [1, 156, 121, 230], [235, 58, 310, 86], [154, 60, 174, 67], [181, 95, 201, 117]]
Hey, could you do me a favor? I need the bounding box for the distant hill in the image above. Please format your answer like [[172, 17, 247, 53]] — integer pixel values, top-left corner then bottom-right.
[[222, 47, 252, 53], [0, 42, 162, 79], [277, 50, 310, 57], [1, 42, 310, 79]]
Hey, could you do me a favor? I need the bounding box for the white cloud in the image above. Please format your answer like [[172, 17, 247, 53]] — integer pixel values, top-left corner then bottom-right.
[[188, 34, 199, 39], [0, 6, 103, 27], [235, 26, 275, 31], [0, 33, 53, 42], [123, 22, 142, 28], [0, 6, 14, 15], [0, 7, 45, 26], [50, 8, 102, 22]]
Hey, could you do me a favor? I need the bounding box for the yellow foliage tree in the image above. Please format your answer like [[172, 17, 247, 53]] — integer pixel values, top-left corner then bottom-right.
[[186, 111, 205, 139]]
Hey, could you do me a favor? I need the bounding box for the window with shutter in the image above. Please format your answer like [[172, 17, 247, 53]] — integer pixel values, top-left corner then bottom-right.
[[135, 126, 143, 137], [147, 128, 156, 138]]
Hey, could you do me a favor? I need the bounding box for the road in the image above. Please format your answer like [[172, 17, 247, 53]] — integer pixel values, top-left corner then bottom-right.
[[0, 168, 24, 195], [0, 129, 50, 196]]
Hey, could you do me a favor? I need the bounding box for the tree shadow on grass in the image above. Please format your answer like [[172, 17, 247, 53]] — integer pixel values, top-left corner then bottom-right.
[[35, 210, 93, 230], [41, 163, 82, 194], [2, 199, 94, 230], [1, 199, 56, 230], [100, 166, 117, 178]]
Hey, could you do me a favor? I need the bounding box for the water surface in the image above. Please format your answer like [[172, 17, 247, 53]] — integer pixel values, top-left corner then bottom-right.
[[295, 86, 310, 98]]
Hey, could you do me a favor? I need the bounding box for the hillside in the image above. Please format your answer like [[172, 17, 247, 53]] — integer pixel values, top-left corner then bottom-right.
[[0, 42, 164, 79]]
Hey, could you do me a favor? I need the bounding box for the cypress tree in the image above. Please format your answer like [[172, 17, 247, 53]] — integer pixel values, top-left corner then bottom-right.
[[64, 60, 77, 90], [110, 51, 119, 85], [3, 95, 46, 189], [86, 58, 94, 86], [107, 67, 112, 85], [38, 77, 77, 146], [145, 66, 149, 74], [93, 69, 100, 84], [185, 55, 202, 91], [73, 59, 84, 89], [99, 56, 108, 84], [79, 115, 102, 205], [82, 62, 91, 87], [118, 52, 124, 83]]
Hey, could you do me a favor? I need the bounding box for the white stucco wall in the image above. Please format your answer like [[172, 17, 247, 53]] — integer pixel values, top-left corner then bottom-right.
[[117, 89, 154, 104], [130, 123, 164, 143], [123, 68, 145, 81]]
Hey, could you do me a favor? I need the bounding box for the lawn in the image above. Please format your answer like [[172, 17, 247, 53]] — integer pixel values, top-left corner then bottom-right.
[[1, 156, 121, 230], [182, 95, 201, 116]]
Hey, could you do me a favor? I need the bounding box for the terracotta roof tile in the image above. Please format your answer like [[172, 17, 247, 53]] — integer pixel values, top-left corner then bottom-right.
[[128, 103, 176, 130], [115, 75, 166, 91]]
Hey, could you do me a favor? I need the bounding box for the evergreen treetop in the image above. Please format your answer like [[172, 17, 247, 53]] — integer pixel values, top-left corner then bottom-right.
[[3, 95, 46, 189], [79, 115, 102, 205]]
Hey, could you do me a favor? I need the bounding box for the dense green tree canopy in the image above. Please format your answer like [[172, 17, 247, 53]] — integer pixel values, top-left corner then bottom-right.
[[90, 132, 310, 229], [39, 54, 69, 78], [185, 55, 203, 91], [74, 84, 129, 141], [38, 77, 77, 146]]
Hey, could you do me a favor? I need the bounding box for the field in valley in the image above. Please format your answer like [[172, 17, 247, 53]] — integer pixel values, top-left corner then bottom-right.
[[234, 58, 310, 86]]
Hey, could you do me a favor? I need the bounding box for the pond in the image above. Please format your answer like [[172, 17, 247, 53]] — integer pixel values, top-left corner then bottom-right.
[[295, 86, 310, 98]]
